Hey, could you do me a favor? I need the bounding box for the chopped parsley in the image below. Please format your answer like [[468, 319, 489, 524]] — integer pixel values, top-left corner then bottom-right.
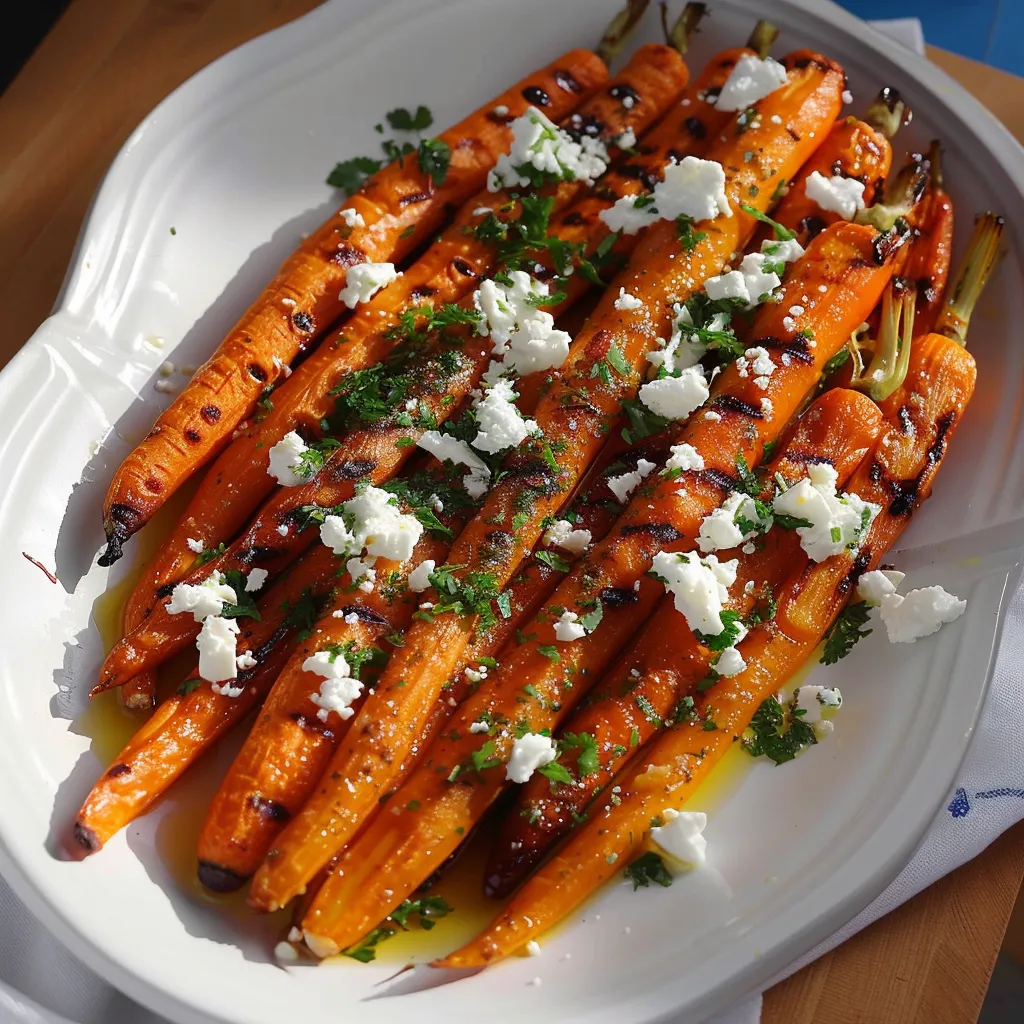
[[739, 203, 796, 241], [535, 549, 572, 573], [343, 894, 453, 962], [560, 731, 600, 777], [623, 851, 673, 890], [635, 694, 662, 727], [218, 570, 262, 621], [742, 694, 817, 765], [418, 138, 451, 186], [773, 513, 813, 531], [694, 609, 743, 653], [281, 590, 320, 641], [820, 601, 872, 665], [421, 564, 504, 629]]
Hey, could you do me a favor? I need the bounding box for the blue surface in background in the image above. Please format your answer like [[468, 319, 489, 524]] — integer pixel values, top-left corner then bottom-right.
[[836, 0, 1022, 77]]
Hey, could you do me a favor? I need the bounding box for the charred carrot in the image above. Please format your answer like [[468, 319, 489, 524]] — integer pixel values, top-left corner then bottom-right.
[[296, 389, 882, 948], [72, 546, 338, 853], [754, 87, 905, 247], [435, 214, 1002, 968], [484, 388, 882, 896], [97, 51, 611, 566], [245, 55, 848, 916]]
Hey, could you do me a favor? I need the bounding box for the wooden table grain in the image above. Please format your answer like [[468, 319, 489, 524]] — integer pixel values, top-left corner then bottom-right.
[[3, 2, 1022, 1021]]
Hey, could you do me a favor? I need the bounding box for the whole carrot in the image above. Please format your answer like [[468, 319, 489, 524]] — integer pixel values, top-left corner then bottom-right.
[[246, 54, 848, 915], [97, 49, 611, 566], [434, 213, 1002, 968], [297, 389, 882, 950], [72, 545, 338, 853]]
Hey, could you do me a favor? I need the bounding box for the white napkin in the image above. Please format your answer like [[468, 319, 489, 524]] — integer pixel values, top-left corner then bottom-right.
[[3, 15, 1018, 1024], [701, 22, 1024, 1024]]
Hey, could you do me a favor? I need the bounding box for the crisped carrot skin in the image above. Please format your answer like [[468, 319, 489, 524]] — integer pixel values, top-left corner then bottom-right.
[[755, 115, 893, 246], [485, 389, 883, 896], [71, 546, 339, 854], [905, 189, 955, 335], [437, 336, 977, 967], [98, 50, 609, 564], [247, 53, 848, 917], [119, 45, 691, 664]]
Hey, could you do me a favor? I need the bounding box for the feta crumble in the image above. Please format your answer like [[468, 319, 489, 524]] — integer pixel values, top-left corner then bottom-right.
[[651, 550, 738, 636], [416, 430, 491, 499], [638, 365, 709, 421], [197, 615, 240, 683], [186, 537, 204, 554], [339, 207, 365, 229], [714, 54, 789, 112], [235, 650, 258, 671], [772, 463, 879, 562], [804, 171, 866, 221], [472, 379, 539, 454], [305, 649, 363, 722], [614, 287, 644, 311], [488, 107, 608, 192], [318, 485, 424, 563], [469, 720, 490, 734], [879, 586, 966, 644], [166, 571, 237, 622], [856, 569, 906, 606], [505, 732, 558, 783], [554, 610, 586, 642], [607, 458, 657, 504], [665, 442, 705, 473], [697, 491, 772, 553], [715, 646, 747, 677], [267, 430, 312, 487], [543, 519, 592, 555], [407, 559, 436, 593], [338, 262, 399, 308], [245, 568, 269, 593], [650, 809, 707, 870]]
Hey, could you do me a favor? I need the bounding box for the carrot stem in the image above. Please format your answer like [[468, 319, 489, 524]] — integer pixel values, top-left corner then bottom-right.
[[851, 282, 916, 401], [862, 86, 908, 139], [935, 212, 1004, 348], [747, 19, 780, 58], [598, 0, 651, 64], [663, 2, 708, 53]]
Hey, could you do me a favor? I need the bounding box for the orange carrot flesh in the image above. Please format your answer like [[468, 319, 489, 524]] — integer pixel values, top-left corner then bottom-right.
[[484, 388, 882, 896], [436, 334, 977, 967], [98, 51, 609, 563], [296, 389, 882, 950], [755, 115, 893, 247], [71, 546, 339, 853], [118, 45, 691, 654], [245, 53, 848, 915], [905, 188, 955, 335]]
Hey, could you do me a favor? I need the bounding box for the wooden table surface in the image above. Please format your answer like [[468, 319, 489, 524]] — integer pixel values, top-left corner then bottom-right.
[[3, 2, 1023, 1021]]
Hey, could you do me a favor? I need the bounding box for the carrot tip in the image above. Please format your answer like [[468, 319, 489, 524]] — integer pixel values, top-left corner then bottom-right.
[[198, 860, 249, 894], [72, 821, 101, 854]]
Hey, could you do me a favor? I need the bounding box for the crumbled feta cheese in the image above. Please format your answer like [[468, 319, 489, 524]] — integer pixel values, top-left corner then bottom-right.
[[715, 54, 789, 112], [745, 347, 775, 378], [857, 568, 906, 605], [600, 194, 661, 235], [186, 537, 204, 554], [704, 270, 750, 303], [166, 571, 237, 622], [639, 365, 709, 421], [274, 941, 299, 962], [245, 568, 268, 593], [554, 610, 586, 642], [652, 550, 738, 636], [493, 104, 509, 117], [543, 519, 592, 555], [417, 430, 491, 499], [235, 650, 257, 671], [407, 559, 436, 593], [842, 89, 854, 105], [704, 410, 721, 422], [697, 491, 772, 553], [469, 720, 490, 734], [761, 237, 805, 263], [338, 262, 399, 308], [715, 646, 746, 677], [318, 485, 423, 563], [210, 681, 245, 698], [488, 107, 608, 192], [464, 665, 488, 684], [472, 379, 539, 454], [305, 649, 362, 722], [197, 615, 240, 683], [526, 940, 542, 957], [650, 809, 707, 870], [879, 586, 966, 643], [277, 523, 289, 536], [793, 684, 842, 724], [704, 253, 782, 309], [772, 463, 879, 561], [804, 171, 866, 220], [267, 430, 314, 486], [665, 443, 704, 473], [339, 207, 365, 229], [500, 315, 572, 377], [505, 732, 558, 783], [607, 458, 657, 504], [614, 287, 644, 311], [474, 271, 545, 348], [319, 514, 357, 555]]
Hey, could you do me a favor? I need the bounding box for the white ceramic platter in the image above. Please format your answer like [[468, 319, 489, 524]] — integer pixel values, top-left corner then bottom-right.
[[1, 0, 1022, 1021]]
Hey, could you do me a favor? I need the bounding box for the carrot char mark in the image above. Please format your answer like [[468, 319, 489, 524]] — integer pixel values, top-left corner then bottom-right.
[[599, 586, 639, 608], [711, 395, 764, 419], [684, 116, 707, 140], [838, 549, 872, 596], [336, 605, 390, 626], [249, 795, 292, 823], [72, 822, 100, 853], [798, 214, 827, 240], [620, 523, 684, 542], [698, 468, 738, 494], [237, 545, 283, 565], [332, 244, 365, 269], [329, 459, 378, 481], [522, 86, 551, 107], [755, 334, 815, 364], [554, 69, 583, 94], [197, 861, 249, 894], [107, 763, 131, 778], [98, 503, 144, 566], [609, 83, 640, 106], [291, 312, 315, 334], [200, 405, 221, 424]]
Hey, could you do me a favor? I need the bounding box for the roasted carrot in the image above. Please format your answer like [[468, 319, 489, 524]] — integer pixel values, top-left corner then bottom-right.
[[244, 54, 848, 916], [434, 215, 1002, 968], [72, 546, 339, 853], [96, 42, 791, 695], [296, 389, 882, 948], [484, 388, 882, 897], [753, 87, 905, 248], [97, 51, 611, 566]]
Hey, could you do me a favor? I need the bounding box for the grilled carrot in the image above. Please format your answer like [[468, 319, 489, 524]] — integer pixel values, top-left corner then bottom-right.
[[96, 41, 792, 696], [754, 87, 905, 248], [72, 546, 338, 853], [245, 54, 848, 916], [112, 44, 689, 710], [297, 389, 881, 948], [484, 388, 882, 896], [97, 51, 611, 567], [435, 214, 1002, 968]]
